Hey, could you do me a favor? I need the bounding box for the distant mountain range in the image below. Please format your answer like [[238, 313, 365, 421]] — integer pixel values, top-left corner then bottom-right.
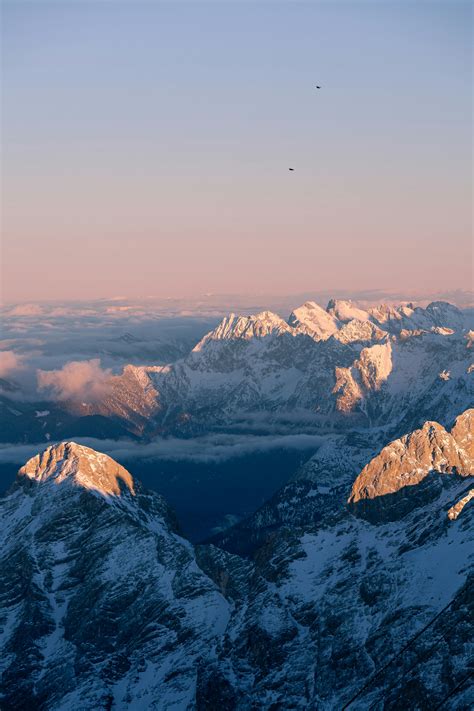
[[1, 408, 472, 708], [1, 299, 472, 443]]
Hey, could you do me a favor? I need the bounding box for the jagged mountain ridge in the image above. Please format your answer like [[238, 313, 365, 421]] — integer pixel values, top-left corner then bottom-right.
[[136, 299, 473, 436], [1, 421, 473, 709], [211, 410, 474, 553], [206, 410, 474, 706], [1, 299, 472, 443]]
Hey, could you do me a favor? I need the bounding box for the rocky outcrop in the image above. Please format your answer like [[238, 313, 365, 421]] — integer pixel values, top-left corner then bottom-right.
[[448, 488, 474, 520], [1, 435, 473, 709], [451, 407, 474, 457], [333, 341, 392, 413], [334, 319, 386, 345], [0, 443, 230, 709], [349, 409, 474, 504], [19, 441, 135, 496]]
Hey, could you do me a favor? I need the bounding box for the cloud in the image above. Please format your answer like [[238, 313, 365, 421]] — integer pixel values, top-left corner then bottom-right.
[[0, 350, 25, 378], [122, 432, 325, 464], [0, 443, 43, 466], [0, 433, 324, 468], [6, 303, 44, 317], [37, 358, 113, 402]]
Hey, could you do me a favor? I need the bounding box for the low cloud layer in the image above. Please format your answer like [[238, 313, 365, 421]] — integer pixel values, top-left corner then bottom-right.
[[0, 432, 324, 468], [5, 303, 44, 317], [0, 350, 24, 379], [37, 359, 113, 403]]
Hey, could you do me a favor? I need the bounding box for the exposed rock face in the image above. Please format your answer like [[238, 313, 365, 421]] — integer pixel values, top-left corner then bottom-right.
[[1, 434, 473, 709], [333, 341, 392, 413], [0, 444, 229, 709], [85, 363, 163, 429], [349, 409, 474, 504], [334, 318, 386, 344], [448, 488, 474, 520], [356, 341, 393, 390], [333, 365, 364, 414], [19, 442, 135, 496], [452, 407, 474, 457]]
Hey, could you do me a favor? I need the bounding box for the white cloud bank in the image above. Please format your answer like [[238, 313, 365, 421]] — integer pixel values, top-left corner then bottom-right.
[[0, 350, 25, 378], [37, 359, 113, 402], [0, 432, 324, 467]]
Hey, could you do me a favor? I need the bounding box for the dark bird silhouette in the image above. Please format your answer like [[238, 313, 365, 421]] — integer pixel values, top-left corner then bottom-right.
[[288, 168, 294, 171], [315, 85, 321, 89]]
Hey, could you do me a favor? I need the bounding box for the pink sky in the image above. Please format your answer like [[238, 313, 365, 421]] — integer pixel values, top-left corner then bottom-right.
[[2, 2, 472, 302]]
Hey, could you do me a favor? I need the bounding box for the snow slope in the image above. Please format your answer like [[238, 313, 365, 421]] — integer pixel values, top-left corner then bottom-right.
[[1, 419, 473, 709]]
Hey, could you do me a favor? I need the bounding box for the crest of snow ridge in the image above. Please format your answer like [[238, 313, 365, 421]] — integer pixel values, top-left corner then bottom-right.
[[194, 299, 468, 350]]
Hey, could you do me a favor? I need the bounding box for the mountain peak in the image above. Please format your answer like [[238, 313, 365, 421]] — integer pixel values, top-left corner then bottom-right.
[[194, 310, 290, 349], [326, 299, 370, 323], [288, 301, 338, 340], [18, 442, 135, 497], [451, 408, 474, 457], [348, 410, 474, 504]]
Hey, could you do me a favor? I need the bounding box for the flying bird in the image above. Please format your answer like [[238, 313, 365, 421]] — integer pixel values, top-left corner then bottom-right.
[[289, 168, 294, 171], [315, 85, 321, 89]]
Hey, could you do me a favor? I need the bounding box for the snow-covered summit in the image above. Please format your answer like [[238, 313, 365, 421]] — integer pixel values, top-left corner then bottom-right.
[[288, 301, 338, 340], [288, 298, 469, 343], [18, 441, 136, 497], [326, 298, 371, 323], [193, 310, 291, 350], [2, 444, 229, 709]]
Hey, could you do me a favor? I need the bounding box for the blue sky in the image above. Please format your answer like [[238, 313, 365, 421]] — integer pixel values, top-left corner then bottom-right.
[[2, 1, 472, 301]]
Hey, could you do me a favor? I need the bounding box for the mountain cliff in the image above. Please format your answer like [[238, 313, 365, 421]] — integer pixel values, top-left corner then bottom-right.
[[349, 408, 474, 504], [0, 443, 229, 709], [1, 423, 473, 709]]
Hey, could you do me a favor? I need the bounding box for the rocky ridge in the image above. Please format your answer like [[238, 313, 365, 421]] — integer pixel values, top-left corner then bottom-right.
[[1, 418, 473, 709], [349, 408, 474, 504]]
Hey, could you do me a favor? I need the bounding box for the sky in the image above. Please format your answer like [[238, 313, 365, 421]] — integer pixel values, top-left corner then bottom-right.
[[1, 0, 472, 303]]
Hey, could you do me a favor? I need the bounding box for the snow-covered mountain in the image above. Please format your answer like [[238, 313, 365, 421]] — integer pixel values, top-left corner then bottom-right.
[[1, 416, 473, 709], [0, 443, 230, 709], [208, 410, 474, 707], [1, 299, 472, 445], [349, 409, 474, 504], [127, 299, 473, 437]]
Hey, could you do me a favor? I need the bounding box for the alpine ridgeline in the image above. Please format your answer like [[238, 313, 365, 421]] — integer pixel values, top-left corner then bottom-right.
[[1, 419, 473, 709], [1, 299, 472, 442]]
